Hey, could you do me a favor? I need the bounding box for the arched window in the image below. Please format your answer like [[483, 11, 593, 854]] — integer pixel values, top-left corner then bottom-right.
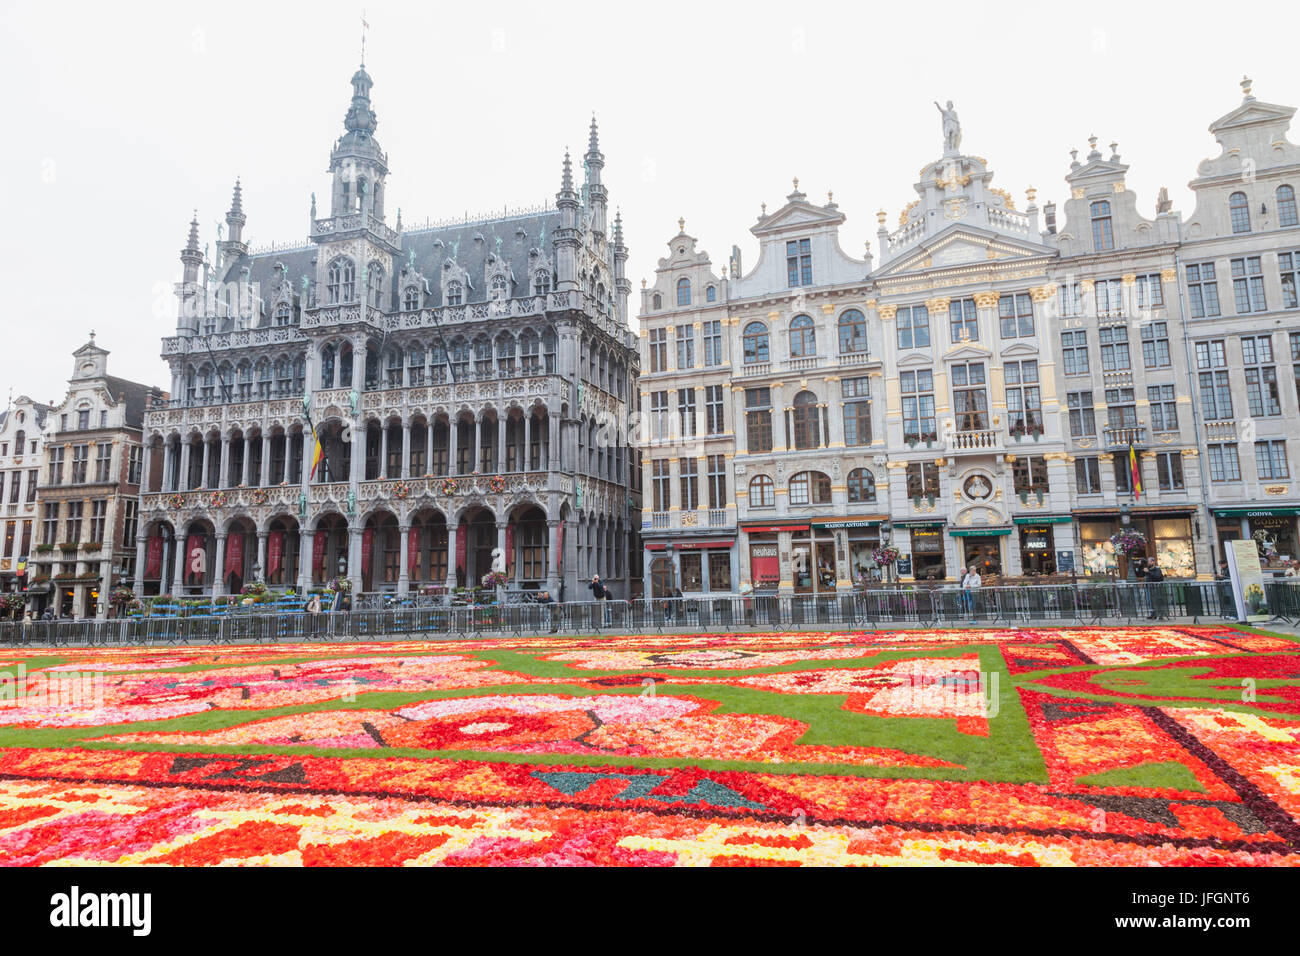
[[273, 302, 293, 326], [652, 293, 662, 310], [274, 357, 292, 396], [838, 309, 867, 353], [1278, 185, 1298, 227], [385, 349, 403, 387], [320, 345, 336, 388], [446, 280, 463, 306], [789, 471, 832, 505], [1090, 201, 1114, 251], [496, 333, 516, 373], [532, 271, 551, 295], [789, 314, 817, 357], [677, 277, 691, 306], [403, 286, 420, 311], [749, 474, 774, 508], [256, 360, 272, 399], [473, 336, 493, 376], [407, 346, 425, 385], [490, 274, 509, 302], [743, 322, 769, 364], [327, 258, 355, 304], [1229, 191, 1251, 234], [367, 262, 385, 308], [14, 429, 24, 453], [847, 468, 876, 503], [520, 330, 540, 373], [706, 285, 717, 303], [236, 362, 253, 401], [791, 390, 821, 450]]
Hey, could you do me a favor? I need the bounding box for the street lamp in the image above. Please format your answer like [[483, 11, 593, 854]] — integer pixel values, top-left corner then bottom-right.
[[1120, 503, 1133, 581], [880, 521, 892, 585]]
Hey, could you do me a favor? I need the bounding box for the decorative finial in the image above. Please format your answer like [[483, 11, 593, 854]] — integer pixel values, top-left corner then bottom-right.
[[1109, 141, 1119, 161], [1026, 186, 1037, 204], [678, 217, 685, 232], [876, 209, 887, 226], [827, 189, 834, 204], [89, 329, 95, 342], [1242, 75, 1253, 99], [761, 202, 767, 215], [1070, 148, 1078, 163], [360, 10, 369, 66]]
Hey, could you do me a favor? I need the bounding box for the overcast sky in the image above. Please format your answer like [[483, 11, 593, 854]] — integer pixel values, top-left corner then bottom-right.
[[4, 0, 1300, 404]]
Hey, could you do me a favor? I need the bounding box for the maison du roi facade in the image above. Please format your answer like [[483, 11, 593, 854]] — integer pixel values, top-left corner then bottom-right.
[[131, 64, 641, 602], [639, 78, 1300, 597]]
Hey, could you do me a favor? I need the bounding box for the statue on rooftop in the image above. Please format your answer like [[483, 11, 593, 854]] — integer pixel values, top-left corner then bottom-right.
[[935, 100, 961, 155]]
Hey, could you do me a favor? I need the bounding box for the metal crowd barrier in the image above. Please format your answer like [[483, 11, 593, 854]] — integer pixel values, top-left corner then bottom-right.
[[0, 581, 1261, 647]]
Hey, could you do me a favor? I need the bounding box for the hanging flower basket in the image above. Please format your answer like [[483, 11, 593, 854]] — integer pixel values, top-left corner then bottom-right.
[[1110, 528, 1147, 557], [250, 488, 268, 505], [440, 478, 458, 496], [481, 570, 509, 589], [210, 491, 228, 507], [393, 480, 412, 499], [489, 475, 506, 494], [872, 545, 901, 567]]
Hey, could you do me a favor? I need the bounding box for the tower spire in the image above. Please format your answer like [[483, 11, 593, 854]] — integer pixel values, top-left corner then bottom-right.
[[560, 148, 574, 195]]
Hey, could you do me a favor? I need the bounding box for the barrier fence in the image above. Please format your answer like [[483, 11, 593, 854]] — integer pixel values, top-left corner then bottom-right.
[[0, 580, 1288, 648]]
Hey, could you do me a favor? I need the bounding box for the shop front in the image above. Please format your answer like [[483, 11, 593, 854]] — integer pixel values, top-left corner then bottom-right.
[[741, 523, 807, 593], [645, 538, 737, 596], [1075, 507, 1197, 579], [896, 520, 946, 580], [1212, 506, 1300, 571], [812, 519, 884, 587], [1013, 515, 1074, 576], [949, 527, 1011, 578]]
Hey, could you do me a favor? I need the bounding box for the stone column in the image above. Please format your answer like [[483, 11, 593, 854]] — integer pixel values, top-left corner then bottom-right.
[[401, 421, 411, 479], [398, 523, 410, 596], [496, 416, 506, 474], [379, 421, 389, 480], [200, 439, 211, 490], [179, 440, 191, 490], [241, 436, 251, 486], [448, 416, 459, 475], [171, 533, 186, 596], [348, 526, 363, 594], [212, 532, 227, 598], [549, 412, 561, 470], [219, 436, 231, 489], [259, 434, 270, 486], [257, 531, 269, 583], [445, 519, 460, 594], [426, 421, 435, 476], [133, 534, 147, 596], [546, 519, 560, 594], [297, 528, 312, 592], [140, 439, 153, 493], [471, 415, 481, 474], [523, 413, 533, 472], [496, 521, 509, 586], [161, 439, 174, 492]]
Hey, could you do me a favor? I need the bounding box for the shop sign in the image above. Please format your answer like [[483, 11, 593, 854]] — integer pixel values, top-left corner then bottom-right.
[[896, 555, 912, 576], [1056, 550, 1075, 572], [743, 524, 809, 534], [1024, 537, 1049, 550]]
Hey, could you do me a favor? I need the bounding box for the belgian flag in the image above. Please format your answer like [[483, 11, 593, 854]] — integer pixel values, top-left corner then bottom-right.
[[1129, 443, 1142, 501], [309, 425, 325, 480]]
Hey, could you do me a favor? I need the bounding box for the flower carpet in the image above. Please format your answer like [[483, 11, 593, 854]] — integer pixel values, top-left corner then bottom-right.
[[1, 624, 1298, 866]]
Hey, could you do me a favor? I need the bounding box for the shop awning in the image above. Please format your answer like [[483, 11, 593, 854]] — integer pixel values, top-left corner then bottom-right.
[[1073, 506, 1196, 518], [1213, 506, 1300, 518], [812, 519, 885, 530], [1012, 515, 1073, 525], [949, 526, 1013, 537]]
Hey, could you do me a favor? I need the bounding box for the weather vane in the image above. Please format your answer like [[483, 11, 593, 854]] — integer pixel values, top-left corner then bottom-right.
[[361, 10, 369, 66]]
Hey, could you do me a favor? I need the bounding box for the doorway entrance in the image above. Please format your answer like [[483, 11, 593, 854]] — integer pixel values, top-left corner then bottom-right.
[[962, 536, 1004, 578]]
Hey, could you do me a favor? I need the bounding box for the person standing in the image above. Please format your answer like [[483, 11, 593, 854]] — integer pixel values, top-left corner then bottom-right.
[[589, 575, 609, 625], [1145, 560, 1166, 619], [961, 566, 982, 624]]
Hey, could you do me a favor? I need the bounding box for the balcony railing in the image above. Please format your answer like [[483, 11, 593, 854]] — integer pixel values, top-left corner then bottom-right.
[[837, 352, 873, 367], [951, 429, 999, 451], [650, 512, 670, 530], [707, 509, 729, 527], [1104, 425, 1146, 448], [1205, 421, 1237, 442], [739, 362, 771, 377]]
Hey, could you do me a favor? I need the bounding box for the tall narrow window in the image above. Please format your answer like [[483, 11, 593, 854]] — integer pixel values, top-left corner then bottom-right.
[[1229, 191, 1251, 234], [841, 377, 872, 446], [949, 298, 978, 342], [1242, 335, 1281, 417], [789, 315, 816, 357], [838, 309, 867, 354], [743, 322, 769, 364], [951, 362, 988, 431], [702, 320, 723, 366], [896, 305, 930, 349], [1231, 256, 1267, 313], [997, 293, 1034, 338], [676, 277, 691, 306], [791, 391, 821, 450], [1185, 262, 1221, 317], [1278, 185, 1298, 228], [1091, 200, 1114, 250], [647, 328, 667, 372], [786, 239, 812, 287], [901, 370, 936, 443], [744, 388, 772, 453], [675, 324, 695, 369]]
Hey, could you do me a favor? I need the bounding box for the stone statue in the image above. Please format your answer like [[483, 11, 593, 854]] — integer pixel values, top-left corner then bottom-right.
[[490, 546, 506, 574], [935, 100, 961, 154]]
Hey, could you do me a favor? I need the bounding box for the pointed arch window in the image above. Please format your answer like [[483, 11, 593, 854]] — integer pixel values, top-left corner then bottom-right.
[[1278, 185, 1298, 228], [273, 302, 293, 326], [706, 284, 717, 303], [520, 331, 541, 374], [367, 262, 385, 309], [403, 286, 420, 311], [490, 274, 510, 302], [320, 345, 336, 389], [532, 271, 551, 295], [327, 258, 355, 304], [446, 280, 463, 306], [676, 277, 692, 306], [789, 314, 817, 358], [1229, 191, 1251, 234]]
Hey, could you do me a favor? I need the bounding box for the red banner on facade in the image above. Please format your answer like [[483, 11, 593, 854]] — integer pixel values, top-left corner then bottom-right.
[[361, 527, 373, 577], [225, 532, 243, 580], [505, 523, 514, 574], [455, 525, 467, 576], [185, 534, 204, 583], [313, 532, 325, 579], [146, 536, 162, 579], [268, 531, 283, 577], [408, 527, 420, 579]]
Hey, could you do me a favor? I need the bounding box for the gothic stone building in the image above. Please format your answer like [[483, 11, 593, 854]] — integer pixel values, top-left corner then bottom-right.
[[135, 64, 640, 602]]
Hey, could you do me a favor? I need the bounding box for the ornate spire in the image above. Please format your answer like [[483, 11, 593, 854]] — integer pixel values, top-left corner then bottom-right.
[[185, 212, 200, 253], [344, 63, 378, 135], [228, 178, 244, 217], [613, 208, 624, 246], [586, 114, 601, 158], [561, 149, 574, 193]]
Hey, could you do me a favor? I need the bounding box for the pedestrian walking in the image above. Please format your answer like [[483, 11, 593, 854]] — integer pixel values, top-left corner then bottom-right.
[[1145, 560, 1167, 619]]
